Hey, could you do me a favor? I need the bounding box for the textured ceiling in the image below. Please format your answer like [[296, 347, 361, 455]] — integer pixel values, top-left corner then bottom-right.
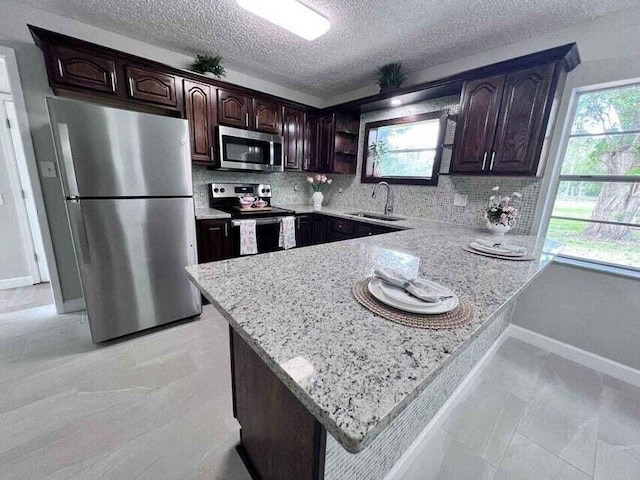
[[24, 0, 636, 98]]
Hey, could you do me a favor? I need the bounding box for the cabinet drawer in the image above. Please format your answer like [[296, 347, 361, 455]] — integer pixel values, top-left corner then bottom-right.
[[328, 217, 354, 236], [353, 222, 395, 238], [125, 65, 178, 107]]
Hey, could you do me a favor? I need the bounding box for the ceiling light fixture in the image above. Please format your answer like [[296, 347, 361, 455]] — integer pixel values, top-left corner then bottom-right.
[[391, 98, 402, 106], [236, 0, 330, 41]]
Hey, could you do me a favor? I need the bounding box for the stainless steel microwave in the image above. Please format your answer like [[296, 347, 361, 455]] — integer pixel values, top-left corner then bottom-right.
[[217, 125, 284, 172]]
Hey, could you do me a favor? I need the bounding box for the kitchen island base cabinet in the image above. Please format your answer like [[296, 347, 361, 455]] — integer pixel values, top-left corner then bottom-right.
[[231, 328, 326, 480]]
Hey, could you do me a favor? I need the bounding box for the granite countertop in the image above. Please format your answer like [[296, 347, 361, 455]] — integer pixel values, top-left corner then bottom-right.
[[194, 207, 232, 220], [186, 213, 561, 453]]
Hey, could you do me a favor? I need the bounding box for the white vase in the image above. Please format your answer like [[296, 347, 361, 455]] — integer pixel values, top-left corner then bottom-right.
[[484, 215, 514, 236], [312, 191, 324, 209]]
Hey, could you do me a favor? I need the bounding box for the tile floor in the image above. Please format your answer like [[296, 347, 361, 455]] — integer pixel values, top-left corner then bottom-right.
[[402, 337, 640, 480], [0, 295, 638, 480], [0, 302, 251, 480], [0, 283, 53, 314]]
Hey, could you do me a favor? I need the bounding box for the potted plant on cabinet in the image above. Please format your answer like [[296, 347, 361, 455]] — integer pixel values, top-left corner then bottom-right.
[[191, 54, 226, 78], [376, 62, 406, 93]]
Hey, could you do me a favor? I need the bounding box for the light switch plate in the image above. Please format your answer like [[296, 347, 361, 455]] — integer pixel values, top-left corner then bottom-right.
[[0, 193, 4, 205], [41, 162, 57, 178], [453, 193, 468, 207]]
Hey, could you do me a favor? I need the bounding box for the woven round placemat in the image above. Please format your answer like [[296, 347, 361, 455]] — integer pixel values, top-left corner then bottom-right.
[[352, 277, 475, 330]]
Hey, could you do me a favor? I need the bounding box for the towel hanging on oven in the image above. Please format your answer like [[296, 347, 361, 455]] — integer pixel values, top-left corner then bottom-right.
[[239, 220, 258, 255], [278, 216, 296, 250]]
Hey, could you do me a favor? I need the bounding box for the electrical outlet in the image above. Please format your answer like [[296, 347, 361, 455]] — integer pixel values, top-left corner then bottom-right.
[[339, 186, 343, 193], [41, 162, 57, 178], [294, 184, 298, 192], [453, 193, 468, 207]]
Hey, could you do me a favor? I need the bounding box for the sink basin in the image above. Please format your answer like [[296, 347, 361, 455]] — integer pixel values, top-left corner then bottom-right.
[[347, 212, 406, 222]]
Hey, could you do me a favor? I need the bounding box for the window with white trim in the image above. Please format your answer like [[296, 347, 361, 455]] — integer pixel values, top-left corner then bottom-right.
[[546, 83, 640, 270]]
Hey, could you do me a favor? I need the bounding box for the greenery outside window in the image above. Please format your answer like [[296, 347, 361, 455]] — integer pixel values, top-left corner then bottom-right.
[[361, 111, 447, 186], [546, 83, 640, 271]]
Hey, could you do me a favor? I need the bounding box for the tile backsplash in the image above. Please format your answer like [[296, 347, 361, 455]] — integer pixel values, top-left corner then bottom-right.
[[193, 95, 541, 234]]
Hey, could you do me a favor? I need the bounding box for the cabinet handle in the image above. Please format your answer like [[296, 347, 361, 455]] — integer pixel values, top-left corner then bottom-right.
[[128, 77, 135, 96], [481, 152, 488, 170], [224, 223, 228, 237], [489, 152, 496, 170], [255, 115, 259, 128], [246, 113, 249, 127], [210, 146, 215, 160]]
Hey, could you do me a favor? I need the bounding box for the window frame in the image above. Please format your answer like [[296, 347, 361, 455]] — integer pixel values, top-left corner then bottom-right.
[[544, 81, 640, 273], [360, 110, 448, 186]]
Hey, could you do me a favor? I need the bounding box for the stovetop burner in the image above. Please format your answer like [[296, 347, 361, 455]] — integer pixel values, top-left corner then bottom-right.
[[209, 182, 294, 219]]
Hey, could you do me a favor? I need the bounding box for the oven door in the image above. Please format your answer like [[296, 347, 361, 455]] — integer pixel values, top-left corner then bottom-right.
[[230, 217, 286, 255], [218, 126, 283, 172]]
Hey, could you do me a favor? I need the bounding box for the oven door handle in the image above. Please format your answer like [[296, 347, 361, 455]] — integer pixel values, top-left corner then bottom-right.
[[232, 216, 290, 227]]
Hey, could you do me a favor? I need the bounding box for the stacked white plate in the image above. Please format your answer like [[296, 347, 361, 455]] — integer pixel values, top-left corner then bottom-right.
[[367, 277, 459, 314], [468, 239, 526, 258]]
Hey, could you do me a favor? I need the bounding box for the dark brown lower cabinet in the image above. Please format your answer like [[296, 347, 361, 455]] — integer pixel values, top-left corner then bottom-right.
[[311, 215, 328, 245], [231, 328, 326, 480], [196, 219, 230, 263], [296, 215, 313, 247], [353, 222, 397, 238]]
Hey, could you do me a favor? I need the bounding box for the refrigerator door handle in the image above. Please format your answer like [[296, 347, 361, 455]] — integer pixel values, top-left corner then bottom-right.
[[68, 201, 92, 265], [57, 123, 80, 197]]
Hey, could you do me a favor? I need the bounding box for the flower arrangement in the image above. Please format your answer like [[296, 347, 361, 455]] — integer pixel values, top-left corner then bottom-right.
[[307, 174, 332, 192], [485, 186, 523, 226], [368, 141, 388, 177]]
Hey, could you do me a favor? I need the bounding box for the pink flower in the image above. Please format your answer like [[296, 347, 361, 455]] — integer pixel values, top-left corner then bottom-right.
[[321, 175, 327, 183], [306, 176, 314, 183], [315, 174, 322, 181], [327, 179, 333, 184]]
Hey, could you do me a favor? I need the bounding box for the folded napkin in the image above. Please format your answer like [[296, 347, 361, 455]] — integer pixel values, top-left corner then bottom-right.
[[278, 216, 297, 250], [474, 238, 525, 253], [239, 220, 258, 256], [373, 268, 451, 303]]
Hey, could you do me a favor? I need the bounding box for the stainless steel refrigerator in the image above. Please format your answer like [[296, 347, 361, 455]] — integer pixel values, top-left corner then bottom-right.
[[47, 98, 201, 342]]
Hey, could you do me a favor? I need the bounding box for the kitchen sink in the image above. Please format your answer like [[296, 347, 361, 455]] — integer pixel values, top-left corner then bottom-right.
[[347, 212, 406, 221]]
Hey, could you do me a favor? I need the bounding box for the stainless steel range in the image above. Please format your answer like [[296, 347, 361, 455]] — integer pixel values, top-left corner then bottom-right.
[[209, 183, 296, 255]]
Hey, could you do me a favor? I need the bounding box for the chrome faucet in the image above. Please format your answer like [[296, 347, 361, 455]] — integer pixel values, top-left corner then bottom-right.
[[372, 181, 394, 216]]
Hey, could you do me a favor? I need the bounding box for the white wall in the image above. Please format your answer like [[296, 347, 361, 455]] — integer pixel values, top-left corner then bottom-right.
[[512, 263, 640, 370]]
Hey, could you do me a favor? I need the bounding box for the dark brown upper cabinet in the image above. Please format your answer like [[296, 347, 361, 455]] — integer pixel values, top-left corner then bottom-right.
[[48, 46, 117, 94], [283, 107, 304, 170], [491, 64, 555, 174], [303, 112, 318, 171], [184, 80, 216, 163], [125, 65, 178, 108], [451, 62, 559, 176], [217, 88, 251, 128], [315, 114, 335, 173], [451, 75, 505, 174], [253, 99, 281, 134]]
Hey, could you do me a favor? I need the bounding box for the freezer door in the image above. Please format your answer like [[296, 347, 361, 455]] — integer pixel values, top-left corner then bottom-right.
[[67, 198, 201, 342], [48, 97, 192, 197]]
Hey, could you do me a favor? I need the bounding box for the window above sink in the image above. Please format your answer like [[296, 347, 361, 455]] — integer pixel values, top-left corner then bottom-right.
[[361, 110, 448, 186]]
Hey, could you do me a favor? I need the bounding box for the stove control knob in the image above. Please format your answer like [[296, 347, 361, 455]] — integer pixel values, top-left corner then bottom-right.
[[213, 188, 219, 193], [220, 188, 226, 193], [261, 188, 266, 194], [266, 188, 271, 194]]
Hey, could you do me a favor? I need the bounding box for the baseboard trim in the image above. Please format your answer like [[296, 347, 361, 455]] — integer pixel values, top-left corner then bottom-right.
[[0, 276, 33, 290], [62, 297, 85, 313], [383, 328, 511, 480], [507, 324, 640, 388]]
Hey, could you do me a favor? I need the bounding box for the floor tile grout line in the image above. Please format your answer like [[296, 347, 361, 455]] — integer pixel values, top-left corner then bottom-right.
[[517, 429, 595, 477]]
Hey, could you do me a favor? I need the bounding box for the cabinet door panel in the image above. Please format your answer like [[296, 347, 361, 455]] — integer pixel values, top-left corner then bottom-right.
[[491, 64, 555, 175], [451, 75, 505, 173], [197, 220, 230, 263], [295, 215, 313, 247], [283, 107, 304, 170], [254, 99, 282, 133], [50, 46, 117, 94], [316, 114, 335, 173], [125, 66, 177, 107], [218, 89, 250, 128], [184, 81, 215, 162], [304, 113, 318, 171]]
